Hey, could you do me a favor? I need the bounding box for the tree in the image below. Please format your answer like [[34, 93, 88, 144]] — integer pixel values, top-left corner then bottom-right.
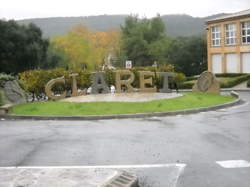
[[168, 35, 207, 76], [51, 32, 93, 70], [51, 24, 121, 70], [0, 20, 49, 74], [120, 15, 170, 66]]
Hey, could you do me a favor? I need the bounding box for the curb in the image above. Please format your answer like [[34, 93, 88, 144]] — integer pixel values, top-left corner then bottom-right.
[[178, 88, 250, 92], [102, 171, 138, 187], [0, 97, 243, 121]]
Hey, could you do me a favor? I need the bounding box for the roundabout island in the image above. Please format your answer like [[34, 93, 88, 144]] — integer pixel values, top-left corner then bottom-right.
[[8, 92, 238, 120], [0, 71, 242, 119]]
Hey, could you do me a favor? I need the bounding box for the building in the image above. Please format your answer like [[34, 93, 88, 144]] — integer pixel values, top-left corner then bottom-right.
[[206, 9, 250, 73]]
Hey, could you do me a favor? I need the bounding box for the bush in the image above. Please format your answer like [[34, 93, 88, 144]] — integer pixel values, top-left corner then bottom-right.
[[219, 75, 250, 88], [0, 91, 3, 106], [0, 73, 16, 87], [215, 73, 246, 77], [247, 80, 250, 88], [179, 82, 194, 89], [19, 65, 177, 100], [174, 73, 186, 83], [19, 69, 92, 100], [179, 74, 250, 89]]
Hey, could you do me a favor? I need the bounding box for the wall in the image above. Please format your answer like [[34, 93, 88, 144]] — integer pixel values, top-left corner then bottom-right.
[[207, 16, 250, 73]]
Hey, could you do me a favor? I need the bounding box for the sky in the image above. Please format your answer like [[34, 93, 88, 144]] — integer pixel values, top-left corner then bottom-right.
[[0, 0, 249, 20]]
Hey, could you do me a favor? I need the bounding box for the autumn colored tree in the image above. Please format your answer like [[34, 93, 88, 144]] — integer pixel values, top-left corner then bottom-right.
[[51, 24, 121, 70]]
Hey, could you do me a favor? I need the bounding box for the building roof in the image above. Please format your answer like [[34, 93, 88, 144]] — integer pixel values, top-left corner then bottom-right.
[[206, 9, 250, 24]]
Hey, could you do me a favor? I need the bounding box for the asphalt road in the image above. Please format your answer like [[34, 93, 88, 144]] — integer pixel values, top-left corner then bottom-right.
[[0, 91, 249, 187]]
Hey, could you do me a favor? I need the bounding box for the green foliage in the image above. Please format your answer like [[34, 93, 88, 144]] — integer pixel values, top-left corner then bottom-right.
[[0, 73, 16, 87], [215, 73, 246, 77], [0, 20, 50, 74], [168, 36, 207, 76], [19, 69, 92, 100], [179, 74, 250, 89], [174, 73, 186, 83], [219, 75, 250, 88], [247, 80, 250, 88], [121, 15, 171, 66], [19, 65, 175, 99], [120, 16, 207, 76], [0, 91, 3, 106], [12, 93, 235, 116], [179, 81, 195, 89], [41, 44, 68, 69]]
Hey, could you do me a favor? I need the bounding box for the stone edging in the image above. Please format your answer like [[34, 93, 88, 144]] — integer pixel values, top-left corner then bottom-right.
[[0, 97, 242, 121]]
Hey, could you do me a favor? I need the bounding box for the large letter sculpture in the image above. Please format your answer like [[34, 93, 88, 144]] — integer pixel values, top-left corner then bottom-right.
[[45, 76, 66, 100], [91, 72, 110, 94], [115, 70, 135, 93], [139, 71, 157, 92], [158, 72, 174, 93], [70, 73, 86, 96]]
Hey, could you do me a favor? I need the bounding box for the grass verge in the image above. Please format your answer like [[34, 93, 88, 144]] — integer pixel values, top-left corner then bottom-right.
[[11, 93, 235, 116]]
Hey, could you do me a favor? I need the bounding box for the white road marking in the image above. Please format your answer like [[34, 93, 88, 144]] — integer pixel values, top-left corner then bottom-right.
[[216, 160, 250, 168], [1, 163, 186, 169]]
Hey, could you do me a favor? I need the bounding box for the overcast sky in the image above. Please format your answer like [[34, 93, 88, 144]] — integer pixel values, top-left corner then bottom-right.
[[0, 0, 249, 20]]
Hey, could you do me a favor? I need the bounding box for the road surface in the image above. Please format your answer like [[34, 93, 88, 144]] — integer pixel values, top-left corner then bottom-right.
[[0, 91, 249, 187]]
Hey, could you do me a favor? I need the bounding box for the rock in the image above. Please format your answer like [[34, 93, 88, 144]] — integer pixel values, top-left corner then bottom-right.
[[192, 71, 220, 94], [3, 80, 26, 104]]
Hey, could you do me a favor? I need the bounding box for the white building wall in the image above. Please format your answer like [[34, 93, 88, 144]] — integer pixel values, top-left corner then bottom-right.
[[212, 54, 222, 73], [226, 53, 238, 73], [242, 53, 250, 73]]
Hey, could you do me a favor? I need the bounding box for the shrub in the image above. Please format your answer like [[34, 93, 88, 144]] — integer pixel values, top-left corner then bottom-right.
[[247, 79, 250, 88], [0, 73, 16, 87], [179, 82, 194, 89], [174, 73, 186, 83], [0, 91, 3, 106], [215, 73, 246, 77], [19, 69, 93, 100], [219, 75, 250, 88], [179, 74, 250, 89], [18, 65, 177, 100]]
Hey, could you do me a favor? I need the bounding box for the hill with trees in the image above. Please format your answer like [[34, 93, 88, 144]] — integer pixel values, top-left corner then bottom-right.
[[17, 13, 228, 38]]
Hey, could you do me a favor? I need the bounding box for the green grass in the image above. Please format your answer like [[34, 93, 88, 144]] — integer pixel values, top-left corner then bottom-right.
[[11, 93, 235, 116]]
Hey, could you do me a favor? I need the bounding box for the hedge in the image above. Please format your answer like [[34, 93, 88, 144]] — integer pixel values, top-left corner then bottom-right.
[[0, 73, 16, 87], [247, 79, 250, 88], [19, 65, 185, 101], [0, 91, 3, 106], [219, 75, 250, 88], [215, 73, 247, 77], [179, 74, 250, 89]]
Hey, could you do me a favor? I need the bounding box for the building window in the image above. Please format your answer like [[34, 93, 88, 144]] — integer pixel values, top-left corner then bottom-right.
[[225, 24, 236, 45], [211, 26, 221, 46], [242, 22, 250, 44]]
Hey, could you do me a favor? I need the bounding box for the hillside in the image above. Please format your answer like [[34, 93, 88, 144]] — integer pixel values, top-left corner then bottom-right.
[[17, 13, 228, 38]]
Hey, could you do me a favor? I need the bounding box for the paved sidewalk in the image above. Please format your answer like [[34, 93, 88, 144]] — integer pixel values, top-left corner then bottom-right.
[[61, 92, 182, 102], [0, 167, 117, 187], [232, 81, 248, 89]]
